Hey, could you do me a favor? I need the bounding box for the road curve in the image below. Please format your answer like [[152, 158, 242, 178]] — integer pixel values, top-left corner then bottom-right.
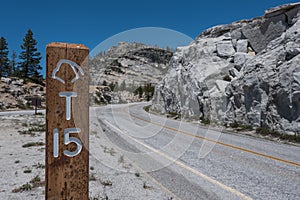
[[93, 103, 300, 200]]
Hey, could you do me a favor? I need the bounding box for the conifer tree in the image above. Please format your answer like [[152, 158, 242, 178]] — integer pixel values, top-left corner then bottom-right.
[[0, 37, 10, 77], [18, 29, 42, 82], [9, 50, 18, 76]]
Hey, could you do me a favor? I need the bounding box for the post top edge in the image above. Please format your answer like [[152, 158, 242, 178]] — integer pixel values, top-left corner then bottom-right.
[[47, 42, 89, 50]]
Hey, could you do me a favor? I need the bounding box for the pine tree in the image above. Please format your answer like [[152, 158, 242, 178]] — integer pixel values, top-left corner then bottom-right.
[[18, 29, 42, 82], [9, 50, 18, 76], [120, 80, 126, 91], [114, 81, 119, 91], [0, 37, 10, 77], [108, 82, 115, 91]]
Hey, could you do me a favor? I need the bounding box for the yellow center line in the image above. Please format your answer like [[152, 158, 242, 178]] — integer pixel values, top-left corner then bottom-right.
[[104, 120, 253, 200], [124, 105, 300, 168]]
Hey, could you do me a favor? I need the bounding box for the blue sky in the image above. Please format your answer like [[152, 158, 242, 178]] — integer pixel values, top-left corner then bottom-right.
[[0, 0, 298, 76]]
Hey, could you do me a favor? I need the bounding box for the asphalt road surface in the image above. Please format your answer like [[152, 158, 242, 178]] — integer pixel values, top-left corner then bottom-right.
[[93, 102, 300, 200], [0, 109, 45, 116]]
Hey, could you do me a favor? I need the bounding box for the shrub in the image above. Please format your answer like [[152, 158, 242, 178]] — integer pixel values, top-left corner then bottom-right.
[[30, 175, 41, 184], [89, 173, 96, 181], [23, 169, 32, 173], [256, 127, 270, 136], [143, 182, 152, 189], [230, 121, 239, 128], [135, 172, 140, 177], [12, 175, 44, 193], [223, 75, 232, 82], [167, 111, 181, 119], [33, 162, 45, 169], [118, 155, 124, 163], [12, 183, 32, 193], [144, 105, 151, 112], [230, 122, 253, 131], [255, 127, 300, 143], [22, 142, 45, 148], [240, 124, 253, 131], [28, 122, 46, 132], [101, 180, 112, 187], [200, 116, 211, 125]]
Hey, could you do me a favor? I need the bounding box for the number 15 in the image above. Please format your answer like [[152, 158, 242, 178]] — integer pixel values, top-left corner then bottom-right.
[[53, 128, 83, 158]]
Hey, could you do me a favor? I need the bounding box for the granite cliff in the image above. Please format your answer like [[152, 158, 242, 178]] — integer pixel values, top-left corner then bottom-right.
[[152, 3, 300, 134]]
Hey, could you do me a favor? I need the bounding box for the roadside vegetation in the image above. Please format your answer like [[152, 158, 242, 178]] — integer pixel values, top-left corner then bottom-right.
[[145, 106, 300, 144], [19, 120, 45, 136], [12, 175, 44, 193], [256, 127, 300, 143]]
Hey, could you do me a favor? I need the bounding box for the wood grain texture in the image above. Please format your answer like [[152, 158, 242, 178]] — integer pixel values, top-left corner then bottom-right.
[[46, 43, 89, 200]]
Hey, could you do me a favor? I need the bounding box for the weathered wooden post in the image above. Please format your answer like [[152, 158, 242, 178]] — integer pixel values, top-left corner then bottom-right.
[[46, 43, 89, 200]]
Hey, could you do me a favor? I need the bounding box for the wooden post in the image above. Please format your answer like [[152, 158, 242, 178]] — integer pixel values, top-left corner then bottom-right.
[[46, 43, 89, 200]]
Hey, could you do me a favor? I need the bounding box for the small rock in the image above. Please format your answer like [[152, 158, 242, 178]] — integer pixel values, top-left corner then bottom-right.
[[234, 52, 249, 69], [236, 39, 248, 53], [217, 41, 236, 57], [229, 68, 240, 78], [1, 77, 11, 84]]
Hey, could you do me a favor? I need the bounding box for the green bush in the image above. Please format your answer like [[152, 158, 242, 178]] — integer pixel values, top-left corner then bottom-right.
[[23, 169, 32, 173], [144, 105, 151, 112], [279, 134, 300, 143], [256, 127, 300, 143], [12, 183, 32, 193], [240, 124, 253, 131], [223, 75, 232, 82], [230, 122, 253, 131], [200, 116, 211, 125], [256, 127, 271, 136], [135, 172, 140, 177], [230, 121, 239, 128], [167, 111, 181, 119], [22, 142, 45, 148]]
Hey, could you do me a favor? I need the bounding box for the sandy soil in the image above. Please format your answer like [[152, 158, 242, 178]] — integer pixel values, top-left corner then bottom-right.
[[0, 113, 173, 200]]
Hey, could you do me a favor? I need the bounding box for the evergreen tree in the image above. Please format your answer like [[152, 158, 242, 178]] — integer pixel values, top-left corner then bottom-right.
[[0, 37, 10, 77], [144, 83, 155, 101], [120, 80, 126, 91], [108, 82, 115, 91], [114, 81, 119, 91], [9, 50, 18, 76], [134, 85, 144, 98], [18, 29, 42, 82]]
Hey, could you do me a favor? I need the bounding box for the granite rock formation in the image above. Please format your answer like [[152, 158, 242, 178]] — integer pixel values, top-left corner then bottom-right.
[[152, 3, 300, 134]]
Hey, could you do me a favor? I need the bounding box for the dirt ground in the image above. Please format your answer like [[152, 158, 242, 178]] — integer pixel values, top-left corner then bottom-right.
[[0, 113, 173, 200]]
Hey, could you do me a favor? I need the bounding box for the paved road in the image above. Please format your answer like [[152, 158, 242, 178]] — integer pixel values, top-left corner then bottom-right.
[[0, 109, 45, 116], [94, 102, 300, 200]]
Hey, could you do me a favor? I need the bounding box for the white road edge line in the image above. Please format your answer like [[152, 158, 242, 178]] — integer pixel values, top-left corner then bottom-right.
[[104, 120, 253, 200]]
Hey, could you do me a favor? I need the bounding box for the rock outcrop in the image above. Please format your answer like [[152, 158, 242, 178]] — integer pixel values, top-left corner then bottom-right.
[[90, 42, 172, 86], [152, 3, 300, 134], [90, 42, 173, 103], [0, 77, 45, 110]]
